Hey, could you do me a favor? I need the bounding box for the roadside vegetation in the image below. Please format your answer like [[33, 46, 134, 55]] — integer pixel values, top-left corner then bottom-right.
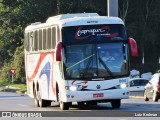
[[0, 0, 160, 86], [0, 83, 27, 93]]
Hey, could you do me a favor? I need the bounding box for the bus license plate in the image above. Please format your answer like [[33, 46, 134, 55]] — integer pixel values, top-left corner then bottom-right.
[[93, 93, 104, 98]]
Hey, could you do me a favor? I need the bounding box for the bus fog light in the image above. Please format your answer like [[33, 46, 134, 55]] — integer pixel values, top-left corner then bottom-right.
[[116, 83, 128, 89], [67, 95, 70, 98], [65, 86, 70, 90]]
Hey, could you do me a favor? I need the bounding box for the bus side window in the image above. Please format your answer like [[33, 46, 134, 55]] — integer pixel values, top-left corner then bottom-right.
[[52, 27, 56, 49], [39, 29, 42, 50], [57, 26, 60, 43], [43, 29, 46, 50], [47, 28, 51, 50], [34, 30, 38, 51], [29, 31, 34, 52]]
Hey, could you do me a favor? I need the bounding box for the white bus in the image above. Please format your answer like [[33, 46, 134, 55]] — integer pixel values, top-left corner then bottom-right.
[[24, 13, 138, 110]]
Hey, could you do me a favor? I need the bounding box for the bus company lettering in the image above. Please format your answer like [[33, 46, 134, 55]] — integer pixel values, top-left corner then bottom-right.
[[77, 27, 105, 36], [75, 26, 118, 40]]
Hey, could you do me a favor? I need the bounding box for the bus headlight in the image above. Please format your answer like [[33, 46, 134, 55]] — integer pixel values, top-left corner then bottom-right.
[[69, 86, 77, 91], [116, 83, 129, 89], [120, 83, 127, 89], [68, 86, 82, 91]]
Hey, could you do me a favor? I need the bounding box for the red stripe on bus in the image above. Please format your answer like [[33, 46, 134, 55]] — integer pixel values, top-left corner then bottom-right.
[[27, 53, 48, 82], [51, 53, 56, 95]]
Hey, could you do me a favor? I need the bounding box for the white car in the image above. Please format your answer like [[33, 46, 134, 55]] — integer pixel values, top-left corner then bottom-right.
[[144, 73, 160, 102], [129, 78, 149, 92]]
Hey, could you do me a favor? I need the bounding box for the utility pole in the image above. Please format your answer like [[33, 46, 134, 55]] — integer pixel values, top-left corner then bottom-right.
[[57, 0, 60, 14], [107, 0, 118, 17]]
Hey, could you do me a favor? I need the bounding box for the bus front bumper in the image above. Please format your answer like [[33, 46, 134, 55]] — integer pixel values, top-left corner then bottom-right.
[[62, 89, 130, 102]]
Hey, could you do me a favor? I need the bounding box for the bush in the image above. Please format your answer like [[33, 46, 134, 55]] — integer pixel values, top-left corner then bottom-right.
[[0, 63, 11, 82], [12, 45, 25, 83], [0, 45, 25, 84], [0, 62, 12, 83]]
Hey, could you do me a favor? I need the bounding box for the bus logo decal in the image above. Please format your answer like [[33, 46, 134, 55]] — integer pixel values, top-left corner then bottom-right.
[[71, 80, 88, 89], [75, 26, 118, 40], [96, 85, 101, 89]]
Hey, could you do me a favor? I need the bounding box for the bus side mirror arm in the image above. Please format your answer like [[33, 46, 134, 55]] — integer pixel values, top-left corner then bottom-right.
[[128, 37, 138, 57]]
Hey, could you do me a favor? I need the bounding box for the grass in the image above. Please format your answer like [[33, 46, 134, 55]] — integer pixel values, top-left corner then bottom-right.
[[0, 80, 27, 93], [8, 84, 27, 93], [0, 80, 10, 86]]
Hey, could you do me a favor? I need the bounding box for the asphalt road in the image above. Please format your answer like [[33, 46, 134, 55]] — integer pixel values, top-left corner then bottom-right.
[[0, 91, 160, 111], [0, 91, 160, 119]]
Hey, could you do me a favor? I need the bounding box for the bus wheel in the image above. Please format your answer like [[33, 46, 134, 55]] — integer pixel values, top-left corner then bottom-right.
[[39, 99, 51, 107], [45, 100, 52, 107], [37, 85, 47, 107], [34, 88, 39, 107], [58, 92, 70, 110], [111, 99, 121, 109], [60, 101, 70, 110]]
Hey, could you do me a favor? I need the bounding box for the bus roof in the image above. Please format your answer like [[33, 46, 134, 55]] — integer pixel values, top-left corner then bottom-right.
[[25, 13, 124, 32], [46, 13, 99, 22]]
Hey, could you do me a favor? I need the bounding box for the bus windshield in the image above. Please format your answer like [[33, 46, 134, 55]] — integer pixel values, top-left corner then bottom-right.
[[63, 43, 129, 79], [62, 25, 128, 80]]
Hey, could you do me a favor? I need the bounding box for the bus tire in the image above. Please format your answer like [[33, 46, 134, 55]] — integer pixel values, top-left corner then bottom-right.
[[37, 84, 48, 107], [60, 102, 70, 110], [33, 88, 39, 107], [37, 89, 45, 107], [58, 90, 70, 110], [39, 99, 51, 107], [45, 100, 52, 107], [111, 99, 121, 109]]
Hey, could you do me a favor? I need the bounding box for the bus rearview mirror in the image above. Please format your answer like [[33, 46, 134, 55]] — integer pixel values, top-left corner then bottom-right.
[[56, 42, 62, 61], [128, 37, 138, 57]]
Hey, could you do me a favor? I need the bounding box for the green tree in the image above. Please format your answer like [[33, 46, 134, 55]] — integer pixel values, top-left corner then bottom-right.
[[0, 0, 160, 83], [12, 45, 25, 83], [119, 0, 160, 73], [58, 0, 107, 15], [0, 0, 108, 83]]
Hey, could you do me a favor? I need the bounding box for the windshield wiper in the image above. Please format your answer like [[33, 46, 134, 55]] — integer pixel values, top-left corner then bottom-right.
[[82, 56, 93, 77], [98, 57, 114, 79], [66, 54, 95, 71]]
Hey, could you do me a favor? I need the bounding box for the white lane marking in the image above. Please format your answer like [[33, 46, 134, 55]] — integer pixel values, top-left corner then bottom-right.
[[18, 104, 28, 107]]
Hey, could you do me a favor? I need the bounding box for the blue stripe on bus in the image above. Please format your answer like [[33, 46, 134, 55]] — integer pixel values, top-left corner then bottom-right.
[[39, 62, 51, 98]]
